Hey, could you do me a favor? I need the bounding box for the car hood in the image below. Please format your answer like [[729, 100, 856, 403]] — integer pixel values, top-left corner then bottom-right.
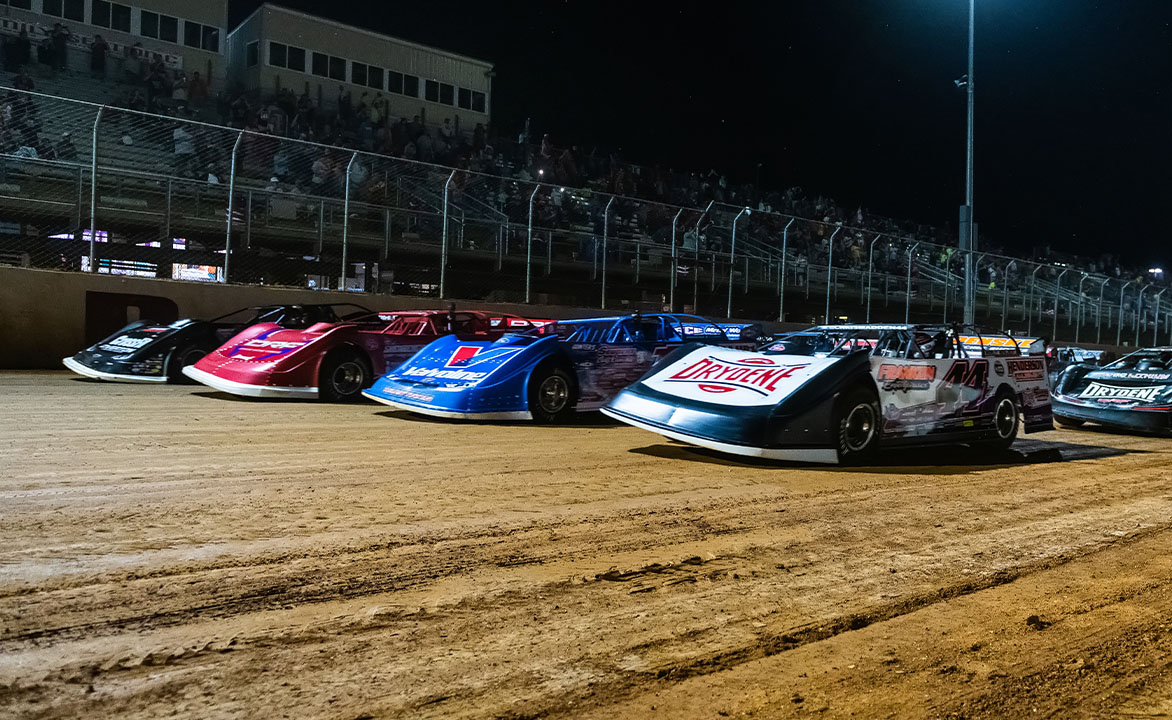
[[84, 319, 197, 358], [383, 333, 544, 390]]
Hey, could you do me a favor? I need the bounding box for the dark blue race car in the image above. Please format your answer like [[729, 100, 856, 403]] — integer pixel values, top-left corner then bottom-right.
[[1051, 347, 1172, 433], [362, 314, 762, 422]]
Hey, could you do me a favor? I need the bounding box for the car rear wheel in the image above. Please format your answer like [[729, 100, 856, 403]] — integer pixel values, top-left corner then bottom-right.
[[1053, 414, 1085, 428], [529, 366, 576, 423], [982, 391, 1020, 449], [168, 344, 207, 383], [835, 386, 880, 464], [319, 351, 370, 402]]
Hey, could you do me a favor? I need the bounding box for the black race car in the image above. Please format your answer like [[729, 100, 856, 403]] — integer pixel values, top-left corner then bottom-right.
[[1051, 347, 1172, 433], [63, 304, 370, 383]]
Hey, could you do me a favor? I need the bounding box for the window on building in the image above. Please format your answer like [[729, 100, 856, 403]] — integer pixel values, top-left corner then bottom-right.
[[387, 70, 403, 94], [351, 61, 367, 87], [159, 15, 178, 43], [268, 41, 287, 68], [286, 46, 304, 72], [4, 0, 31, 9], [328, 56, 345, 81], [311, 52, 327, 77], [111, 3, 130, 31], [367, 66, 383, 90], [457, 87, 471, 110], [403, 74, 419, 98], [183, 21, 218, 52], [44, 0, 82, 21], [439, 83, 454, 106], [140, 9, 158, 37], [245, 41, 258, 68], [91, 0, 109, 27], [471, 91, 486, 113], [424, 79, 439, 103]]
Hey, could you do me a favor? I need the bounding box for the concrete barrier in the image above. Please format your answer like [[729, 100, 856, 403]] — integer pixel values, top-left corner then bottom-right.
[[0, 267, 801, 369]]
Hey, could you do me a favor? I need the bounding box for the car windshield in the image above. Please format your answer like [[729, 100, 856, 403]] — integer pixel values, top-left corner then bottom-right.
[[1108, 350, 1172, 371], [764, 331, 875, 357]]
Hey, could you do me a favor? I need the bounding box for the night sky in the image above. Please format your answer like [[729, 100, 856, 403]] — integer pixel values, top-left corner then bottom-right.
[[234, 1, 1172, 268]]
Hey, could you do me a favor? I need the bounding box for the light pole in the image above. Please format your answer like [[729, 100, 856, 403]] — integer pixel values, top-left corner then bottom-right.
[[824, 226, 842, 323], [1074, 273, 1089, 343], [1051, 268, 1068, 343], [1154, 288, 1168, 346], [905, 242, 920, 324], [958, 0, 976, 325], [1096, 277, 1110, 344], [1117, 280, 1134, 347]]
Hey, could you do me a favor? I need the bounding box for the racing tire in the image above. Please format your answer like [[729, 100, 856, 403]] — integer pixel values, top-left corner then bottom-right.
[[980, 390, 1020, 450], [167, 344, 207, 383], [528, 365, 577, 424], [834, 386, 881, 465], [319, 351, 371, 403], [1053, 414, 1085, 428]]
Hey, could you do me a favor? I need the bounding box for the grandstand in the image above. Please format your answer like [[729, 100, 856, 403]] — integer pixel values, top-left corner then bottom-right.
[[0, 83, 1167, 350]]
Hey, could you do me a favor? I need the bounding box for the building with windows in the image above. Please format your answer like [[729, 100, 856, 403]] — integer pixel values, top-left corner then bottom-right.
[[0, 0, 228, 86], [225, 3, 492, 129]]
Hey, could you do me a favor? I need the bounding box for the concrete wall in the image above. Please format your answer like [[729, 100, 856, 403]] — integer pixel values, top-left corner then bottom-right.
[[0, 267, 653, 369]]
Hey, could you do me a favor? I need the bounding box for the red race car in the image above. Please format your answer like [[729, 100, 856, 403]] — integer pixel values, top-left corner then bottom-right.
[[183, 310, 548, 401]]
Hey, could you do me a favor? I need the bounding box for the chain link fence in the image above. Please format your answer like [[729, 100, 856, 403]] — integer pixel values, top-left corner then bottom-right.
[[0, 86, 1167, 346]]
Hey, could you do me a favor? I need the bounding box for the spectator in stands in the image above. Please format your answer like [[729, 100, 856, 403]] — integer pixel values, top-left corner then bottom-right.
[[13, 70, 34, 92], [186, 72, 208, 111], [229, 92, 250, 129], [5, 29, 29, 73], [123, 42, 144, 83], [50, 23, 70, 72], [172, 124, 198, 178], [90, 35, 108, 78], [171, 71, 188, 110], [54, 131, 77, 162], [146, 64, 168, 108]]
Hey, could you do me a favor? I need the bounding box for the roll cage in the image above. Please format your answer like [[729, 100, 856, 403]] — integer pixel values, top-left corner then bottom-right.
[[763, 325, 1035, 360]]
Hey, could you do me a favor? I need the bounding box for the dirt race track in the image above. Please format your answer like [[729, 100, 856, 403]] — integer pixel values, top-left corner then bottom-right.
[[4, 371, 1172, 719]]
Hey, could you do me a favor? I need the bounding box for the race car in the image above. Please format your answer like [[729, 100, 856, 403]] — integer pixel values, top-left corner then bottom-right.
[[183, 310, 547, 401], [62, 304, 370, 383], [362, 314, 763, 422], [1051, 347, 1172, 433], [601, 324, 1053, 464], [1047, 346, 1107, 384]]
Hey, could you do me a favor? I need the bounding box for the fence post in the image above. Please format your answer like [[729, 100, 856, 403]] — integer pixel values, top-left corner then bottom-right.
[[864, 234, 881, 322], [601, 196, 615, 309], [1135, 285, 1151, 348], [384, 208, 391, 258], [1026, 265, 1042, 334], [728, 207, 751, 319], [1000, 261, 1013, 331], [87, 105, 106, 272], [339, 152, 358, 289], [163, 178, 172, 244], [1154, 289, 1167, 346], [1074, 273, 1089, 342], [439, 170, 456, 298], [692, 201, 714, 314], [223, 130, 244, 283], [245, 190, 253, 249], [1052, 268, 1068, 342], [779, 218, 795, 322], [525, 185, 540, 303], [1117, 280, 1133, 347], [669, 208, 683, 311], [1095, 278, 1110, 343], [904, 242, 919, 324], [824, 226, 841, 323]]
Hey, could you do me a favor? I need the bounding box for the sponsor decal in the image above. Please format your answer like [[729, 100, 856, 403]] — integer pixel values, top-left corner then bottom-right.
[[1079, 382, 1162, 403], [681, 324, 726, 337], [664, 355, 809, 396], [100, 335, 153, 351], [381, 386, 435, 403], [400, 367, 489, 382], [993, 360, 1006, 375], [877, 363, 936, 391], [1006, 358, 1046, 382], [225, 331, 307, 362], [397, 345, 524, 385], [1094, 371, 1172, 382], [444, 345, 523, 368]]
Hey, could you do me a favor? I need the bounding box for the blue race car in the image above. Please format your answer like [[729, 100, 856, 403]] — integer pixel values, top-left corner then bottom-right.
[[362, 314, 762, 422]]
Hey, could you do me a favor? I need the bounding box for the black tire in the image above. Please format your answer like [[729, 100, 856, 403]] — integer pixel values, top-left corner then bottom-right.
[[981, 390, 1020, 449], [834, 386, 881, 464], [319, 350, 371, 402], [528, 365, 577, 423], [167, 344, 207, 383], [1053, 414, 1085, 428]]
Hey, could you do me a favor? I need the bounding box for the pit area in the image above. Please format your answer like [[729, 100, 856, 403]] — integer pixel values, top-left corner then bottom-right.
[[3, 371, 1172, 719]]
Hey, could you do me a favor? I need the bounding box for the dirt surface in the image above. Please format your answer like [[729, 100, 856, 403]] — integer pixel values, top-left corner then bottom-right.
[[3, 371, 1172, 719]]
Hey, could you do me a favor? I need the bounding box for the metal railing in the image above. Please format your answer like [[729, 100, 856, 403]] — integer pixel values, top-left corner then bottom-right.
[[0, 85, 1167, 346]]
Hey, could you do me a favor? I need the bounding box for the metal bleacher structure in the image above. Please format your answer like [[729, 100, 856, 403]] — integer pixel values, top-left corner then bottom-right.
[[0, 73, 1168, 347]]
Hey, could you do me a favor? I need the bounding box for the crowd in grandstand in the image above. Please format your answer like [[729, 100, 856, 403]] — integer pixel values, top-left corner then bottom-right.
[[0, 25, 1164, 323]]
